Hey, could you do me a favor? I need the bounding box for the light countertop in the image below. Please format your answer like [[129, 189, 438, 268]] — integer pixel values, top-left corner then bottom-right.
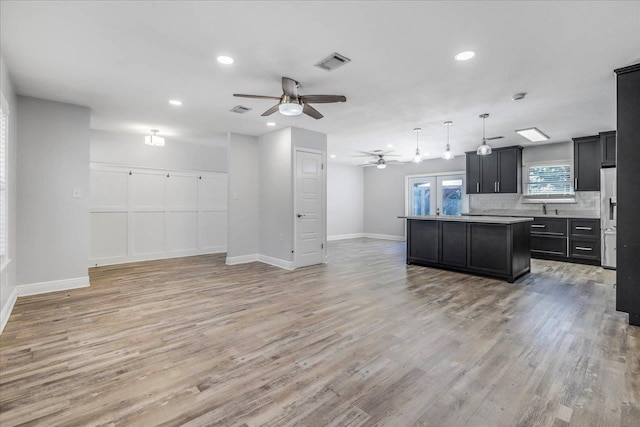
[[465, 212, 600, 220], [399, 215, 534, 224]]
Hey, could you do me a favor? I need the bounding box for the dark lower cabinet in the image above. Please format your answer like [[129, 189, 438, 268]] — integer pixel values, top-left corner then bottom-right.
[[615, 63, 640, 326], [406, 218, 531, 283], [440, 221, 466, 267], [407, 219, 439, 263], [529, 217, 600, 265]]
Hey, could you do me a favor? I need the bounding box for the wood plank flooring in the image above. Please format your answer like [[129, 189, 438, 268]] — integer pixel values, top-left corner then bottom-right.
[[0, 238, 638, 426]]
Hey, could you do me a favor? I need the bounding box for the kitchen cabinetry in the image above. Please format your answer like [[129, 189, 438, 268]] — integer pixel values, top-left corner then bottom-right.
[[614, 63, 640, 326], [573, 136, 601, 191], [529, 217, 600, 265], [465, 146, 522, 194], [600, 130, 616, 168]]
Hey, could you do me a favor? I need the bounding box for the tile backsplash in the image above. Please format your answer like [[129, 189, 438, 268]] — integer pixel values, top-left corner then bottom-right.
[[469, 191, 600, 218]]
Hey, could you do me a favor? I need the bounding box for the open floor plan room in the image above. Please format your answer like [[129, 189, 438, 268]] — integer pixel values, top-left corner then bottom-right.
[[1, 239, 636, 426]]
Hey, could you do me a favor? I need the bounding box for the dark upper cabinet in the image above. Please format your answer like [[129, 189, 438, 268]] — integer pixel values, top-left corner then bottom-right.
[[466, 153, 481, 194], [600, 130, 616, 168], [497, 147, 521, 193], [573, 135, 601, 191], [465, 146, 522, 194]]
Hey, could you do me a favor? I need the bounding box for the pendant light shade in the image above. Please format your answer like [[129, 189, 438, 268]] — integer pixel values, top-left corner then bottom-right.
[[413, 128, 423, 163], [476, 113, 492, 155], [442, 121, 454, 160], [145, 129, 165, 147]]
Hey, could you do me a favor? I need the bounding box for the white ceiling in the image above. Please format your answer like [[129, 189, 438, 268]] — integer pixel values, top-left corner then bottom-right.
[[1, 1, 639, 164]]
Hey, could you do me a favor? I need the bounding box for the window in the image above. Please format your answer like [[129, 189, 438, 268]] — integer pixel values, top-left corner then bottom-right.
[[0, 95, 8, 268], [524, 162, 574, 197]]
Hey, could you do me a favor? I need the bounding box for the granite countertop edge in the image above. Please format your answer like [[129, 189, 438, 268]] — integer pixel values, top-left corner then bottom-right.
[[465, 212, 600, 220], [398, 215, 534, 224]]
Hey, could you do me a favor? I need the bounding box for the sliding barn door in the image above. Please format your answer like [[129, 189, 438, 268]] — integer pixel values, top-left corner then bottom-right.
[[89, 164, 227, 266]]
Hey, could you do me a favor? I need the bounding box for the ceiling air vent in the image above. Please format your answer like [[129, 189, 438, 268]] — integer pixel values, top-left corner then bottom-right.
[[314, 52, 351, 72], [230, 105, 252, 114]]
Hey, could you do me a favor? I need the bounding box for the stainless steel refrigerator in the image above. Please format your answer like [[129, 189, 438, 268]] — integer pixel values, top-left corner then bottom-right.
[[601, 168, 617, 268]]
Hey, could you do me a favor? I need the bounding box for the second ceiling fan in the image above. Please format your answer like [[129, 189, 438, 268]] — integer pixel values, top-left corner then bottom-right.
[[234, 77, 346, 119]]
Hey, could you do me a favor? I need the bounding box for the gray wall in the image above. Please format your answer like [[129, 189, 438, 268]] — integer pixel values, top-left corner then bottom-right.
[[328, 163, 363, 237], [363, 156, 466, 237], [17, 97, 90, 285], [90, 130, 227, 172], [259, 128, 293, 261], [227, 132, 259, 258], [1, 56, 18, 319]]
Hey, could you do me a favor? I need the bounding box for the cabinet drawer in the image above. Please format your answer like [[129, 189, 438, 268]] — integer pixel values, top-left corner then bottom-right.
[[530, 217, 567, 236], [531, 235, 567, 257], [570, 219, 600, 237], [570, 238, 600, 260]]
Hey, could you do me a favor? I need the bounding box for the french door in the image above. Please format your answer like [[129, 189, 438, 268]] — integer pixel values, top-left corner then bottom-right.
[[407, 173, 468, 216]]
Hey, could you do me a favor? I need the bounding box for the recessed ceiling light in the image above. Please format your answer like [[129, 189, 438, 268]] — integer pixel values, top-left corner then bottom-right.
[[387, 144, 394, 148], [169, 99, 182, 106], [515, 127, 550, 142], [454, 51, 476, 61], [267, 122, 276, 126], [330, 154, 337, 159], [217, 55, 234, 65]]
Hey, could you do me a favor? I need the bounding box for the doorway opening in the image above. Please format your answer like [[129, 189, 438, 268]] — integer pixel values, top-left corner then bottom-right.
[[406, 172, 469, 217]]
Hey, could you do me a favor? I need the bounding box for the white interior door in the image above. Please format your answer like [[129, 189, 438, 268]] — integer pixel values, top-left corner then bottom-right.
[[295, 150, 324, 268]]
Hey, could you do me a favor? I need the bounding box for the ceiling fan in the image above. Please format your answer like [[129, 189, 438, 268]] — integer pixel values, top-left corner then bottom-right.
[[476, 113, 504, 155], [233, 77, 347, 119], [354, 150, 404, 169]]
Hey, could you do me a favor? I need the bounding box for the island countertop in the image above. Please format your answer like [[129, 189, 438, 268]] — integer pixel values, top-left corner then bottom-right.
[[398, 215, 534, 224]]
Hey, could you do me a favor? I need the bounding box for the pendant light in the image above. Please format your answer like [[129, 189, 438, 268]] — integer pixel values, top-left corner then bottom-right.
[[145, 129, 165, 147], [442, 121, 454, 160], [413, 127, 423, 163], [476, 113, 492, 155]]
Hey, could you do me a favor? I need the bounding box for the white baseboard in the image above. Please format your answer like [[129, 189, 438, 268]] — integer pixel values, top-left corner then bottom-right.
[[363, 233, 406, 242], [0, 287, 17, 334], [90, 247, 227, 268], [226, 254, 259, 265], [327, 233, 365, 241], [257, 254, 295, 270], [16, 276, 90, 297]]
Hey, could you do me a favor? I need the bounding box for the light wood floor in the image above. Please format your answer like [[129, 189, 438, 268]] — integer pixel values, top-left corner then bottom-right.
[[0, 238, 638, 426]]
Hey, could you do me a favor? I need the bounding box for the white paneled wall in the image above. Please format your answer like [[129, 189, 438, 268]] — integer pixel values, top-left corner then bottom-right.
[[89, 164, 227, 266]]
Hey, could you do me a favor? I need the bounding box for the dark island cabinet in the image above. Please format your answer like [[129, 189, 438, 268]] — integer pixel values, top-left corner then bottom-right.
[[573, 135, 601, 191], [407, 219, 439, 263], [440, 221, 467, 267], [614, 63, 640, 326], [465, 146, 522, 194], [600, 130, 616, 168]]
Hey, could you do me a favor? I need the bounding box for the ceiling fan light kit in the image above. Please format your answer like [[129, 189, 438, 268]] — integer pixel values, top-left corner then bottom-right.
[[278, 101, 303, 116], [145, 129, 165, 147]]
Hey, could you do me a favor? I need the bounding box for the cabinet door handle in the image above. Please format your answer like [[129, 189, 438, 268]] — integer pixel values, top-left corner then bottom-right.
[[575, 246, 593, 251], [497, 182, 500, 192], [476, 182, 479, 193], [575, 226, 592, 230], [494, 182, 497, 192], [574, 178, 578, 189], [531, 224, 546, 228]]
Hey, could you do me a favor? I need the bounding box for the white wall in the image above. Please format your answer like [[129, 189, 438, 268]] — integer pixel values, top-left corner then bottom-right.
[[17, 96, 90, 286], [227, 133, 260, 259], [90, 130, 227, 172], [327, 163, 363, 239], [363, 156, 466, 238], [1, 56, 18, 331]]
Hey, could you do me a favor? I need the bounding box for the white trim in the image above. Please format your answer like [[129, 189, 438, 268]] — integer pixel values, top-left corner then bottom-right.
[[225, 254, 259, 265], [327, 233, 365, 241], [90, 246, 226, 268], [0, 286, 17, 334], [0, 257, 10, 272], [363, 233, 405, 242], [404, 170, 465, 179], [90, 162, 226, 175], [16, 276, 90, 297], [258, 254, 295, 270]]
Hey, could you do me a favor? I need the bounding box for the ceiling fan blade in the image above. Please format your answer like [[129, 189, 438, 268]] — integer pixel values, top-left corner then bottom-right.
[[282, 77, 298, 98], [300, 95, 347, 104], [358, 163, 377, 167], [486, 136, 504, 141], [261, 104, 280, 116], [233, 94, 281, 100], [303, 103, 323, 119]]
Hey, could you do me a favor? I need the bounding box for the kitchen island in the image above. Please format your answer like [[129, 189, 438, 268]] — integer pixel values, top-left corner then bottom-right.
[[399, 215, 534, 282]]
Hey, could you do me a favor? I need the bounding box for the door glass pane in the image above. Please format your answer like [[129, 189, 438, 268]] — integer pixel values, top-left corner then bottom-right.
[[412, 182, 431, 216], [441, 179, 463, 216]]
